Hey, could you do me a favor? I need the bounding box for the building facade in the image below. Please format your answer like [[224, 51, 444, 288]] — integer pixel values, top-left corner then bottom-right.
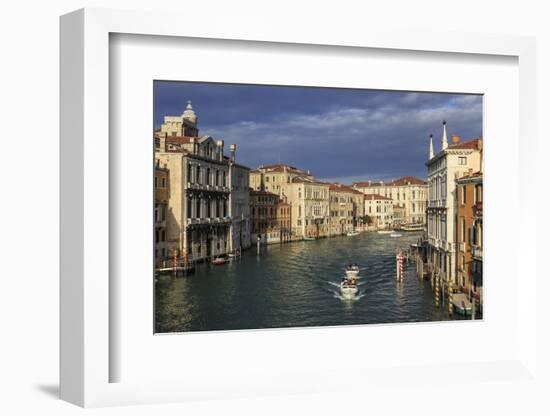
[[455, 171, 483, 306], [364, 194, 394, 229], [425, 121, 483, 284], [249, 164, 314, 196], [250, 190, 290, 244], [288, 176, 330, 239], [154, 102, 249, 262], [353, 176, 428, 226], [228, 146, 251, 252], [154, 162, 170, 266], [328, 183, 362, 236]]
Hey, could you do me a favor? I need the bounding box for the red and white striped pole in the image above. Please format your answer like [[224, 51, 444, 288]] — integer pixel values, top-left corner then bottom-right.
[[396, 250, 404, 281]]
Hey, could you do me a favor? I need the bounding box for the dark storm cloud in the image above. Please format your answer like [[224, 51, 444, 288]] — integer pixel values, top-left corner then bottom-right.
[[154, 81, 482, 183]]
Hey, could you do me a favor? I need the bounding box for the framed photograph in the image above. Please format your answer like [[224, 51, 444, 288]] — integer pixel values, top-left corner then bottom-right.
[[60, 8, 537, 407]]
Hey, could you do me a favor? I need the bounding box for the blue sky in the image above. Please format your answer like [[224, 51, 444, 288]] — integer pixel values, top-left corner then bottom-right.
[[154, 81, 482, 183]]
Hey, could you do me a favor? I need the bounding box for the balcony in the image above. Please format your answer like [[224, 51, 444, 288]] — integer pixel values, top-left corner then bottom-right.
[[428, 200, 446, 209], [475, 201, 483, 217], [472, 246, 483, 260]]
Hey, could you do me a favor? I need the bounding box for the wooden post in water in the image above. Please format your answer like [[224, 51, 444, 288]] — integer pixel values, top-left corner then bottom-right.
[[172, 249, 177, 277], [438, 272, 439, 306], [256, 235, 261, 255], [447, 278, 453, 315]]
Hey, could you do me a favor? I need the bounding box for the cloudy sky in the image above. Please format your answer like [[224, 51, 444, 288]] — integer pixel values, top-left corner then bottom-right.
[[154, 81, 482, 183]]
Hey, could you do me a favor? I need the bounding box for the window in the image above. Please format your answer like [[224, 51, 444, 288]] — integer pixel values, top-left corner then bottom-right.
[[459, 156, 467, 165], [154, 177, 158, 188], [161, 177, 166, 188], [461, 217, 466, 243], [462, 185, 466, 205]]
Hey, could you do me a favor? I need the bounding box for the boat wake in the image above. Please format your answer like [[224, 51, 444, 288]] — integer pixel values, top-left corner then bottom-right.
[[330, 289, 366, 301], [327, 282, 366, 301]]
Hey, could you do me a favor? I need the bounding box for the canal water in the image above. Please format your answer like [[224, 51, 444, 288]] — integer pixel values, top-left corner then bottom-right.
[[155, 231, 466, 333]]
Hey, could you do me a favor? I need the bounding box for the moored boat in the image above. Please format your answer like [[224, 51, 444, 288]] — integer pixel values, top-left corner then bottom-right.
[[303, 236, 316, 241], [400, 223, 425, 232], [346, 231, 360, 236], [377, 230, 393, 234], [450, 293, 473, 316], [211, 256, 228, 265], [390, 232, 403, 238]]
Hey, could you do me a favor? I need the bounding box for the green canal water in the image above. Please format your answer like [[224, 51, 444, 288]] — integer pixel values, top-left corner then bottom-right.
[[155, 231, 468, 333]]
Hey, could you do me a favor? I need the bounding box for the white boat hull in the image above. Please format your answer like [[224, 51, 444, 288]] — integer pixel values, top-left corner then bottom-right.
[[340, 285, 358, 298], [345, 270, 359, 278]]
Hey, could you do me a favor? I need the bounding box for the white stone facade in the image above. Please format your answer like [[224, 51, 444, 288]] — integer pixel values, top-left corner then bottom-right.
[[425, 122, 482, 284]]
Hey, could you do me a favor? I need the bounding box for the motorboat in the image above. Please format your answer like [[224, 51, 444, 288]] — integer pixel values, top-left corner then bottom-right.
[[390, 232, 403, 238], [303, 236, 316, 241], [340, 279, 359, 298], [211, 256, 228, 265], [346, 231, 360, 236], [377, 230, 393, 234], [345, 264, 360, 278]]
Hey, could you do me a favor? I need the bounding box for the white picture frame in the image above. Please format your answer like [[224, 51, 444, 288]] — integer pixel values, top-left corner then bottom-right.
[[60, 8, 538, 407]]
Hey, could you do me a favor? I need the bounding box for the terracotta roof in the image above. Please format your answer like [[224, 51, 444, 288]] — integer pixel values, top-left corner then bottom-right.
[[255, 164, 311, 175], [456, 171, 483, 182], [329, 183, 364, 195], [447, 138, 482, 151], [165, 136, 195, 144], [365, 194, 392, 201], [390, 176, 428, 186], [292, 176, 329, 185], [353, 176, 427, 187]]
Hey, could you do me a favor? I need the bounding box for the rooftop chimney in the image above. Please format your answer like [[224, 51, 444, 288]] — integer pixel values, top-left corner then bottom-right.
[[230, 144, 236, 162], [158, 133, 166, 152], [216, 140, 224, 161]]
